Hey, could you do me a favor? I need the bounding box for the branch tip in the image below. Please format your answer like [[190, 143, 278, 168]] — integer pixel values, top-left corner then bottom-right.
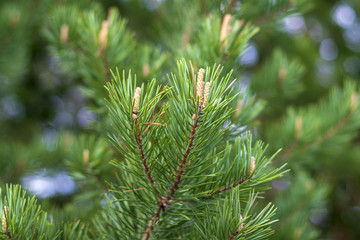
[[249, 156, 255, 176], [196, 69, 205, 103], [2, 206, 7, 233]]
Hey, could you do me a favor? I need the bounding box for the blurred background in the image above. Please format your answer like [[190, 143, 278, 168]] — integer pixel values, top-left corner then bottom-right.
[[0, 0, 360, 239]]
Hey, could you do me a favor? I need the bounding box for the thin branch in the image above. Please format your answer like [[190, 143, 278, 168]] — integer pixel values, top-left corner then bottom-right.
[[229, 230, 240, 240], [213, 174, 250, 195], [142, 204, 162, 240], [102, 55, 111, 82], [4, 229, 13, 240], [137, 124, 157, 188], [278, 114, 351, 162], [165, 109, 201, 201], [142, 108, 202, 240]]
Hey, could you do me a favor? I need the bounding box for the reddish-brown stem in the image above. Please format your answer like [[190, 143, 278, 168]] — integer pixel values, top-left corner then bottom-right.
[[229, 230, 239, 240], [165, 110, 200, 201], [142, 204, 162, 240], [213, 175, 250, 195], [5, 230, 14, 240], [102, 54, 111, 82], [137, 124, 157, 188], [142, 109, 201, 240]]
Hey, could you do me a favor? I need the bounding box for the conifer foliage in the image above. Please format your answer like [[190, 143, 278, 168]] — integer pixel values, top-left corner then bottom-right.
[[1, 0, 360, 239], [95, 60, 286, 239]]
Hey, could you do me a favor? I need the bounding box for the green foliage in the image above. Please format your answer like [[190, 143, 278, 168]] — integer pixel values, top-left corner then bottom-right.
[[184, 15, 259, 74], [194, 191, 277, 240], [61, 220, 90, 240], [66, 135, 113, 184], [45, 4, 135, 112], [0, 184, 91, 240], [272, 172, 329, 240], [2, 0, 360, 239], [0, 185, 60, 240], [92, 60, 287, 239], [266, 81, 360, 167], [250, 49, 305, 114]]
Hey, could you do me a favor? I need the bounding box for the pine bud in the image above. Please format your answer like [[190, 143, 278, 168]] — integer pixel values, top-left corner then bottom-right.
[[278, 67, 286, 82], [143, 63, 150, 77], [9, 11, 20, 27], [2, 206, 7, 233], [295, 116, 302, 139], [98, 20, 109, 51], [133, 87, 141, 119], [235, 100, 243, 117], [83, 149, 89, 167], [237, 214, 244, 232], [196, 69, 205, 103], [350, 92, 358, 113], [220, 14, 232, 49], [60, 24, 69, 44], [202, 82, 210, 108], [192, 113, 196, 121], [249, 156, 255, 175]]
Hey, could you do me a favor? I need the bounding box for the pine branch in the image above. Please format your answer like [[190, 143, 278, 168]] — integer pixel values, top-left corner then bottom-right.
[[272, 82, 359, 162], [136, 123, 157, 188], [215, 175, 249, 194], [105, 61, 286, 239], [229, 230, 240, 240], [142, 107, 202, 240], [278, 104, 353, 162], [0, 185, 61, 239], [142, 205, 162, 240], [213, 156, 255, 194], [132, 87, 162, 197], [229, 214, 244, 240], [166, 108, 201, 201]]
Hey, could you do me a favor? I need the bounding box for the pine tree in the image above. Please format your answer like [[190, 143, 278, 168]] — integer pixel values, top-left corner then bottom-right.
[[1, 0, 360, 239]]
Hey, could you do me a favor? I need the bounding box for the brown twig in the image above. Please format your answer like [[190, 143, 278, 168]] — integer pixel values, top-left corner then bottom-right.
[[102, 55, 111, 82], [213, 175, 250, 195], [137, 124, 157, 188], [165, 109, 201, 201], [229, 230, 239, 240], [142, 204, 162, 240], [142, 109, 202, 240], [5, 231, 13, 240], [229, 214, 245, 239]]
